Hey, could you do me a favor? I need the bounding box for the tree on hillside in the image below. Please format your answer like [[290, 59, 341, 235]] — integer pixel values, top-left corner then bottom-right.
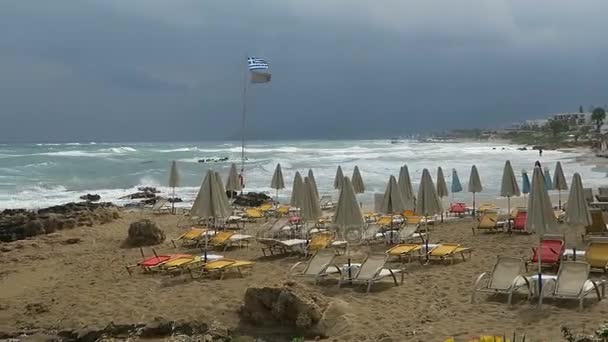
[[579, 105, 584, 113], [548, 119, 569, 137], [592, 107, 606, 133]]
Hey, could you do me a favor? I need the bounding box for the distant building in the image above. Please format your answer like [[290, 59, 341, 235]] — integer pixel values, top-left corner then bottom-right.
[[551, 112, 592, 126], [525, 119, 549, 129]]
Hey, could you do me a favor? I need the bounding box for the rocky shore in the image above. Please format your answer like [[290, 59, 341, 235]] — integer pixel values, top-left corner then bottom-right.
[[0, 202, 120, 243]]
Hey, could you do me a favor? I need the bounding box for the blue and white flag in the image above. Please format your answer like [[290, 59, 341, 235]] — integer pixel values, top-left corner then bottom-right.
[[248, 57, 269, 70]]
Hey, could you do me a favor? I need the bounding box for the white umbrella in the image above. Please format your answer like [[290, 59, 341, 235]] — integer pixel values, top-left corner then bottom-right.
[[381, 175, 406, 244], [500, 160, 521, 229], [290, 171, 306, 210], [398, 165, 416, 211], [168, 160, 180, 214], [333, 176, 365, 281], [436, 167, 449, 222], [553, 161, 568, 209], [468, 165, 483, 216], [351, 166, 365, 194], [226, 163, 242, 198], [307, 169, 319, 200], [527, 166, 558, 307], [270, 163, 285, 201], [334, 166, 345, 190], [416, 168, 443, 257], [301, 177, 322, 222], [565, 173, 591, 227]]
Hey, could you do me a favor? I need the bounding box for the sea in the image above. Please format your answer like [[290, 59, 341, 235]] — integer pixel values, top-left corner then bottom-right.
[[0, 140, 606, 210]]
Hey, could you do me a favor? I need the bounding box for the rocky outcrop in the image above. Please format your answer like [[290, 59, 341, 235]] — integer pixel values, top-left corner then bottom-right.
[[0, 202, 119, 243], [125, 219, 165, 247], [79, 194, 101, 202], [232, 192, 272, 207], [240, 280, 349, 338]]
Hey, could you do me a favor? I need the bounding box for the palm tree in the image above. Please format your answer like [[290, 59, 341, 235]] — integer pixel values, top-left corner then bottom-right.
[[592, 107, 606, 133]]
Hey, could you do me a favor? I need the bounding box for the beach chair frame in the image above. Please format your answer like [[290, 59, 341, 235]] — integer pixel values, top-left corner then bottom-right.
[[288, 249, 341, 284], [539, 261, 604, 311], [471, 256, 531, 306], [338, 253, 404, 293]]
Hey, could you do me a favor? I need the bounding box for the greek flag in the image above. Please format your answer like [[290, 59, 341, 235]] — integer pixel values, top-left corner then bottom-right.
[[248, 57, 269, 70]]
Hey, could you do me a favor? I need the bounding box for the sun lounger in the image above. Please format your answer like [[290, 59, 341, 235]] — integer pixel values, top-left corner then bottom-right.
[[449, 203, 467, 216], [289, 249, 342, 284], [511, 209, 528, 233], [525, 234, 565, 271], [171, 227, 206, 248], [306, 232, 347, 256], [472, 211, 504, 234], [539, 261, 604, 311], [245, 208, 265, 221], [141, 198, 171, 214], [471, 256, 531, 305], [319, 195, 336, 210], [585, 238, 608, 272], [159, 254, 224, 274], [190, 258, 256, 280], [386, 243, 422, 263], [338, 253, 404, 293], [584, 209, 608, 239], [426, 243, 472, 264], [360, 224, 385, 244], [198, 231, 236, 252], [257, 238, 307, 256], [125, 248, 190, 275]]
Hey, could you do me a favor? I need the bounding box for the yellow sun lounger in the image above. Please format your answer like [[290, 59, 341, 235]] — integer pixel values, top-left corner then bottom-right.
[[277, 205, 290, 215], [472, 211, 502, 234], [386, 243, 422, 263], [306, 232, 334, 255], [190, 259, 255, 279], [172, 227, 206, 248], [427, 243, 472, 264], [245, 208, 265, 220], [586, 239, 608, 272], [257, 203, 273, 212], [198, 231, 236, 251]]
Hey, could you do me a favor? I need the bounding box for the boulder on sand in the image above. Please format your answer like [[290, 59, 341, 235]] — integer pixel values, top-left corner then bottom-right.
[[239, 281, 349, 338], [125, 219, 165, 247]]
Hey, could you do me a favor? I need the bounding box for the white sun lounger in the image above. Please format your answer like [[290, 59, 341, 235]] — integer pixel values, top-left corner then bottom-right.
[[471, 256, 531, 306], [539, 261, 605, 311], [338, 253, 404, 293], [288, 249, 341, 284], [257, 238, 307, 256]]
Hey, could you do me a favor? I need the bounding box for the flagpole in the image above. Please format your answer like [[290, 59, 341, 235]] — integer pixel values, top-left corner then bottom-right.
[[240, 57, 249, 195]]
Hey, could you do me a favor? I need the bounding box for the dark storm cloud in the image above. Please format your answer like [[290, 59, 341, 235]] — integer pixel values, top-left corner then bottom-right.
[[1, 0, 608, 142]]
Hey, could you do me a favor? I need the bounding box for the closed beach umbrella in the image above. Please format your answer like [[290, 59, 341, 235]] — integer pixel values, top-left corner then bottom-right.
[[226, 163, 242, 197], [333, 176, 365, 231], [451, 168, 463, 201], [565, 173, 591, 227], [301, 177, 322, 221], [290, 171, 305, 209], [381, 175, 406, 215], [522, 170, 531, 196], [553, 161, 568, 209], [398, 165, 416, 211], [191, 170, 230, 262], [191, 170, 231, 219], [351, 166, 365, 194], [436, 167, 449, 222], [333, 176, 364, 280], [307, 169, 319, 200], [468, 165, 483, 216], [416, 168, 443, 259], [501, 160, 521, 226], [270, 163, 285, 200], [334, 166, 345, 190], [543, 167, 553, 191], [168, 160, 180, 214], [527, 166, 558, 307]]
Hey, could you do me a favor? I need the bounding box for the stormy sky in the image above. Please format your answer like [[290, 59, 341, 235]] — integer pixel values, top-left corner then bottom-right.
[[1, 1, 608, 142]]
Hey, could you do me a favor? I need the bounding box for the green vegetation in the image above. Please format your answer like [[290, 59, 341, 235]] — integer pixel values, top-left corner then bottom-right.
[[548, 119, 569, 137], [592, 107, 606, 133]]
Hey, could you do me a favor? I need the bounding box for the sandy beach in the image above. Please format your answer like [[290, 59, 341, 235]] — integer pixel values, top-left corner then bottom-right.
[[0, 205, 606, 341]]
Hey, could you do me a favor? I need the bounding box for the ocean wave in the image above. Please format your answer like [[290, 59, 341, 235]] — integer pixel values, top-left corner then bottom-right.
[[23, 161, 56, 168], [104, 146, 137, 153], [156, 147, 200, 153]]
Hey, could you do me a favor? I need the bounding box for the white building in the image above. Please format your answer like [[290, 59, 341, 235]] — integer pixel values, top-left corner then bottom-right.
[[551, 112, 592, 126], [525, 119, 549, 128]]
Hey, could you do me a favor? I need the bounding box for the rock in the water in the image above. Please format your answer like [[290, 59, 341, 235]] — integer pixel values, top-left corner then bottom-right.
[[239, 281, 348, 338], [232, 192, 271, 207], [140, 318, 174, 338], [79, 194, 101, 202], [125, 219, 165, 247]]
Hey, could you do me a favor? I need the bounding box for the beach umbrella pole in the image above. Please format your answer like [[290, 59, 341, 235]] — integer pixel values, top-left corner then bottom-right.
[[507, 196, 511, 231], [171, 186, 175, 214], [558, 190, 562, 210], [472, 193, 476, 217], [537, 236, 543, 307]]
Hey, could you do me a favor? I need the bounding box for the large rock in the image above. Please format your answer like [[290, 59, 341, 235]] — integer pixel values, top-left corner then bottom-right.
[[125, 219, 165, 247], [232, 192, 271, 207], [239, 281, 349, 338]]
